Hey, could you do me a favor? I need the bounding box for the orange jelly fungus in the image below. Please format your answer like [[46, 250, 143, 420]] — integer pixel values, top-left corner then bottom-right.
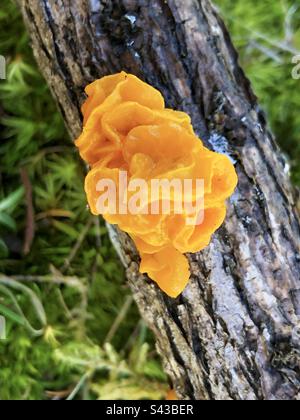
[[166, 389, 178, 401], [76, 72, 238, 298]]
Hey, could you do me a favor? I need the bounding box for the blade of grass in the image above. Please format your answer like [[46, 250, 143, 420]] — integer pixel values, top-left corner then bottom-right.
[[0, 187, 24, 213], [0, 302, 27, 326]]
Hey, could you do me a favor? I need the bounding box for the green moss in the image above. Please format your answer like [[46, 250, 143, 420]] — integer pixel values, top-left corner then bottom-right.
[[216, 0, 300, 184]]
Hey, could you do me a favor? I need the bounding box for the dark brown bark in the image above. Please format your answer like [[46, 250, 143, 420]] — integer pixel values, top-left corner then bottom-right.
[[19, 0, 300, 400]]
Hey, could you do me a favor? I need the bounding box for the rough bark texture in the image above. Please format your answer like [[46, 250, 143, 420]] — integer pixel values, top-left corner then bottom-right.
[[19, 0, 300, 400]]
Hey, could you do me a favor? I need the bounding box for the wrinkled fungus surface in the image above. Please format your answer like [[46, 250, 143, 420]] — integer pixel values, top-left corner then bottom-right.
[[76, 72, 238, 298]]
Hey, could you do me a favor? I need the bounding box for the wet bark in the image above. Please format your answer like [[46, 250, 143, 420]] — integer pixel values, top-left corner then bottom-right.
[[19, 0, 300, 400]]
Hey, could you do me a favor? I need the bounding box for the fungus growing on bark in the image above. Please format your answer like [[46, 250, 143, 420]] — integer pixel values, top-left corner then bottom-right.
[[76, 72, 238, 298]]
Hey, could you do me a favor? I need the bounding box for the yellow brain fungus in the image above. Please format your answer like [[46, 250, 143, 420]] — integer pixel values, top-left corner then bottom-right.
[[76, 72, 238, 298]]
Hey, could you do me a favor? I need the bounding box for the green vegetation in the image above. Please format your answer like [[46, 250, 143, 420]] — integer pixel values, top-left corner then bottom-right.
[[216, 0, 300, 185], [0, 0, 299, 400]]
